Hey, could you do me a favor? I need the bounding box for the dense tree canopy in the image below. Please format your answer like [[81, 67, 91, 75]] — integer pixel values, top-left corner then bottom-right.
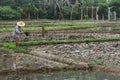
[[109, 0, 120, 18], [0, 0, 119, 20]]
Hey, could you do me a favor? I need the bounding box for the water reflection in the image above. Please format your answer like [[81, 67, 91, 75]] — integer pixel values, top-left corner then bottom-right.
[[0, 71, 120, 80]]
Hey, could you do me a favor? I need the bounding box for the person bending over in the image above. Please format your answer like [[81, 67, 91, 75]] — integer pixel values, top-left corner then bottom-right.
[[13, 21, 25, 46]]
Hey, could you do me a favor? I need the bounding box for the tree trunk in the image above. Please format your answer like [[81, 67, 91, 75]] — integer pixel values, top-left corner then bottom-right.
[[54, 4, 57, 17], [36, 13, 39, 20], [91, 6, 94, 20], [28, 12, 31, 20], [70, 6, 74, 20], [96, 7, 99, 21], [81, 7, 83, 20], [56, 3, 64, 20], [70, 0, 78, 20], [108, 7, 111, 21], [102, 14, 104, 20]]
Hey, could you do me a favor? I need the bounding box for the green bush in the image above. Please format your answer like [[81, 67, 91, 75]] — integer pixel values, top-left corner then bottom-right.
[[0, 6, 20, 20]]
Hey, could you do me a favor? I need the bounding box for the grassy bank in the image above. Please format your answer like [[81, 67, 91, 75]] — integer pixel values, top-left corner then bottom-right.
[[19, 38, 120, 46], [0, 24, 96, 33], [0, 38, 119, 53], [0, 21, 119, 33], [0, 43, 29, 53]]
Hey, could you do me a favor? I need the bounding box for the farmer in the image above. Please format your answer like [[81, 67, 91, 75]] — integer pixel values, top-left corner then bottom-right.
[[13, 21, 25, 46]]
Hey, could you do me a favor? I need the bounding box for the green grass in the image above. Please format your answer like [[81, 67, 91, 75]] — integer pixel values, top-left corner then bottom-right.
[[0, 23, 120, 33], [111, 27, 120, 31], [0, 24, 96, 33], [45, 24, 95, 30], [0, 38, 120, 53], [19, 38, 120, 46], [0, 23, 96, 28], [1, 42, 29, 53], [0, 29, 12, 33], [88, 60, 107, 71]]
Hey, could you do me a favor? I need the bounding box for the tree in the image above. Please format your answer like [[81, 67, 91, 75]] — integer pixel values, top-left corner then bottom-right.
[[62, 6, 71, 19], [0, 6, 20, 20], [17, 7, 24, 19], [0, 0, 119, 20], [109, 0, 120, 18], [22, 3, 38, 19], [97, 3, 108, 20], [0, 0, 15, 7]]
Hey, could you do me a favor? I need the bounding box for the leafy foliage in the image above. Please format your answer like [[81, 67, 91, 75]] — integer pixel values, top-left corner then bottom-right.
[[109, 0, 120, 18], [62, 6, 72, 19], [97, 3, 108, 19], [0, 6, 20, 20], [0, 0, 119, 20]]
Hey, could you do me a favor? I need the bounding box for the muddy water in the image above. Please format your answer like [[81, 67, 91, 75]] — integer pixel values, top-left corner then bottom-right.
[[0, 71, 120, 80]]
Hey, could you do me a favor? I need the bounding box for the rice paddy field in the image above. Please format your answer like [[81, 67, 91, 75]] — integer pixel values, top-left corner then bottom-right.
[[0, 20, 120, 78], [0, 20, 120, 53]]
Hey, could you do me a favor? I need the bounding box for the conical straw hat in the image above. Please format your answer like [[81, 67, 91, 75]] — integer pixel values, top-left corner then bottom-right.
[[17, 21, 25, 27]]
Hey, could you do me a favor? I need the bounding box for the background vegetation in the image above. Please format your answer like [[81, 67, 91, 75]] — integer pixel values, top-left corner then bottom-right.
[[0, 0, 119, 20]]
